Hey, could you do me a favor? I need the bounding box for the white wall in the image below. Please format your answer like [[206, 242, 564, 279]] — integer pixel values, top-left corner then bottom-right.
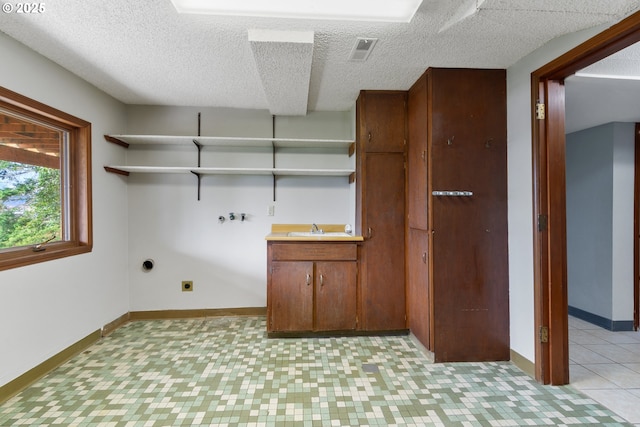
[[124, 106, 355, 311], [506, 26, 604, 361], [566, 122, 635, 324], [611, 123, 635, 321], [566, 124, 615, 319], [0, 33, 129, 387]]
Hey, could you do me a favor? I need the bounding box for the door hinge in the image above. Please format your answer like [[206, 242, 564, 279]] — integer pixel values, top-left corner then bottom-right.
[[538, 214, 548, 232], [539, 325, 549, 343], [536, 102, 545, 120]]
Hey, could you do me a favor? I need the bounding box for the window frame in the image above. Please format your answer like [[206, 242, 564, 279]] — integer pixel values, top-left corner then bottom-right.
[[0, 86, 92, 271]]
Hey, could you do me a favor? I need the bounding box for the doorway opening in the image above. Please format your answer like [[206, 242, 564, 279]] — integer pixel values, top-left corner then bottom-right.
[[532, 11, 640, 385]]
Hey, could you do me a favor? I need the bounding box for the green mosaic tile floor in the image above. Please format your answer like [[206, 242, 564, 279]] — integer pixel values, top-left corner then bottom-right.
[[0, 316, 632, 426]]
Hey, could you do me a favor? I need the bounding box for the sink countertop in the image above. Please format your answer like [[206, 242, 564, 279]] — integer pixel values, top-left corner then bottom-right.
[[265, 224, 363, 241]]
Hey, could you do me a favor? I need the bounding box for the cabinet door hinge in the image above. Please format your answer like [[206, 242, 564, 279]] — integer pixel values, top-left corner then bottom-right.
[[538, 214, 548, 232], [539, 325, 549, 343], [536, 102, 545, 120]]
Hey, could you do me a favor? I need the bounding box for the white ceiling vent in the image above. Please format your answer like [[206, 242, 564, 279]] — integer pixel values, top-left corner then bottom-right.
[[349, 38, 378, 62]]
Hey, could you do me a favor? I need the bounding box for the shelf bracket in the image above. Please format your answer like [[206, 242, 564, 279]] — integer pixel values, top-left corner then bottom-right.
[[191, 171, 202, 201], [192, 139, 203, 167], [104, 166, 129, 176], [272, 115, 277, 202], [104, 135, 129, 148]]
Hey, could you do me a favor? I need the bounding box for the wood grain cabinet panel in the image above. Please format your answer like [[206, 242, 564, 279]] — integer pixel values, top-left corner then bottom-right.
[[407, 228, 431, 349], [357, 91, 407, 153], [269, 261, 314, 332], [406, 68, 509, 362], [267, 243, 358, 334], [356, 91, 407, 332], [315, 261, 357, 331]]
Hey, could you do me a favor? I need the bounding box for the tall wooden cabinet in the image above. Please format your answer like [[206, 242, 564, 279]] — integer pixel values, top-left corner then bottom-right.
[[355, 91, 407, 331], [407, 68, 509, 362]]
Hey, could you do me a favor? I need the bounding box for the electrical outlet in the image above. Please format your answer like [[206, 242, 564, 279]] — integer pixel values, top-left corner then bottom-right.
[[267, 205, 274, 216], [182, 281, 193, 292]]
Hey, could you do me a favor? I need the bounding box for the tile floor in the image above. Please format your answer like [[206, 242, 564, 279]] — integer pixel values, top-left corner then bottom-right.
[[0, 316, 632, 426], [569, 315, 640, 426]]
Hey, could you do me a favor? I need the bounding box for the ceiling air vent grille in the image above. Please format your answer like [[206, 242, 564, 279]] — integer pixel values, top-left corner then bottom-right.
[[349, 38, 378, 62]]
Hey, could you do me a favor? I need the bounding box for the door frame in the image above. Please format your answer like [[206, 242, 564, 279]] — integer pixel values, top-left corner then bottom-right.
[[532, 11, 640, 385], [634, 123, 640, 332]]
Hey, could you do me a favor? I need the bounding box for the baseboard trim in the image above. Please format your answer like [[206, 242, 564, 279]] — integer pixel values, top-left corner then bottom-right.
[[408, 332, 435, 363], [129, 307, 267, 320], [510, 349, 535, 379], [0, 308, 267, 404], [102, 312, 130, 336], [568, 306, 634, 331], [0, 329, 101, 405]]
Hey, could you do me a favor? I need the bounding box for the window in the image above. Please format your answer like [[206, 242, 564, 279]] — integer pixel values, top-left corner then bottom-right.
[[0, 86, 92, 270]]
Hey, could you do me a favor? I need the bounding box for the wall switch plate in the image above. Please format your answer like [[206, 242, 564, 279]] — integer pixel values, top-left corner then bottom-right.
[[182, 281, 193, 292], [267, 205, 275, 216]]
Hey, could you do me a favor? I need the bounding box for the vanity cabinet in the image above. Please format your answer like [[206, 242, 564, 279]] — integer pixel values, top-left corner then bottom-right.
[[267, 242, 358, 334]]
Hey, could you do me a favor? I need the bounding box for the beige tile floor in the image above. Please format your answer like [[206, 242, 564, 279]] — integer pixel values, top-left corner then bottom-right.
[[569, 315, 640, 426]]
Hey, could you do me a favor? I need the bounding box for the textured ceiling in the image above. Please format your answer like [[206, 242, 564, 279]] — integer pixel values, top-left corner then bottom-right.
[[1, 0, 640, 114], [566, 68, 640, 134]]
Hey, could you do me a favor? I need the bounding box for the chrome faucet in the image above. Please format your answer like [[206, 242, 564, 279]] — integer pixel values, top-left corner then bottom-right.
[[311, 223, 323, 234]]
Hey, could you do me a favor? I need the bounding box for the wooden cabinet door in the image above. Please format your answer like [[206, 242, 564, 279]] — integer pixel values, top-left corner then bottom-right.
[[358, 91, 406, 153], [407, 228, 431, 350], [315, 261, 357, 331], [361, 153, 406, 330], [269, 261, 314, 332], [407, 73, 429, 230], [429, 68, 509, 362]]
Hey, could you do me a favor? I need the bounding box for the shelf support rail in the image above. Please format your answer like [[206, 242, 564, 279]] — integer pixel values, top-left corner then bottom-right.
[[272, 114, 276, 202], [192, 112, 203, 201], [191, 171, 202, 201]]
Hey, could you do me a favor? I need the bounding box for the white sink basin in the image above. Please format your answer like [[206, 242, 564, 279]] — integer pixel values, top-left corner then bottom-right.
[[287, 231, 352, 237]]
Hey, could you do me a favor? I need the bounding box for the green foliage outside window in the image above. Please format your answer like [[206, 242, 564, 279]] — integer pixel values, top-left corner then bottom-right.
[[0, 160, 61, 249]]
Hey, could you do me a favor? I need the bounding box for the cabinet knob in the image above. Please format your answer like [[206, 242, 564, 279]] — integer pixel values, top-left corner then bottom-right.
[[368, 132, 372, 142], [422, 252, 427, 264], [320, 274, 324, 286], [306, 273, 311, 286], [368, 227, 373, 238]]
